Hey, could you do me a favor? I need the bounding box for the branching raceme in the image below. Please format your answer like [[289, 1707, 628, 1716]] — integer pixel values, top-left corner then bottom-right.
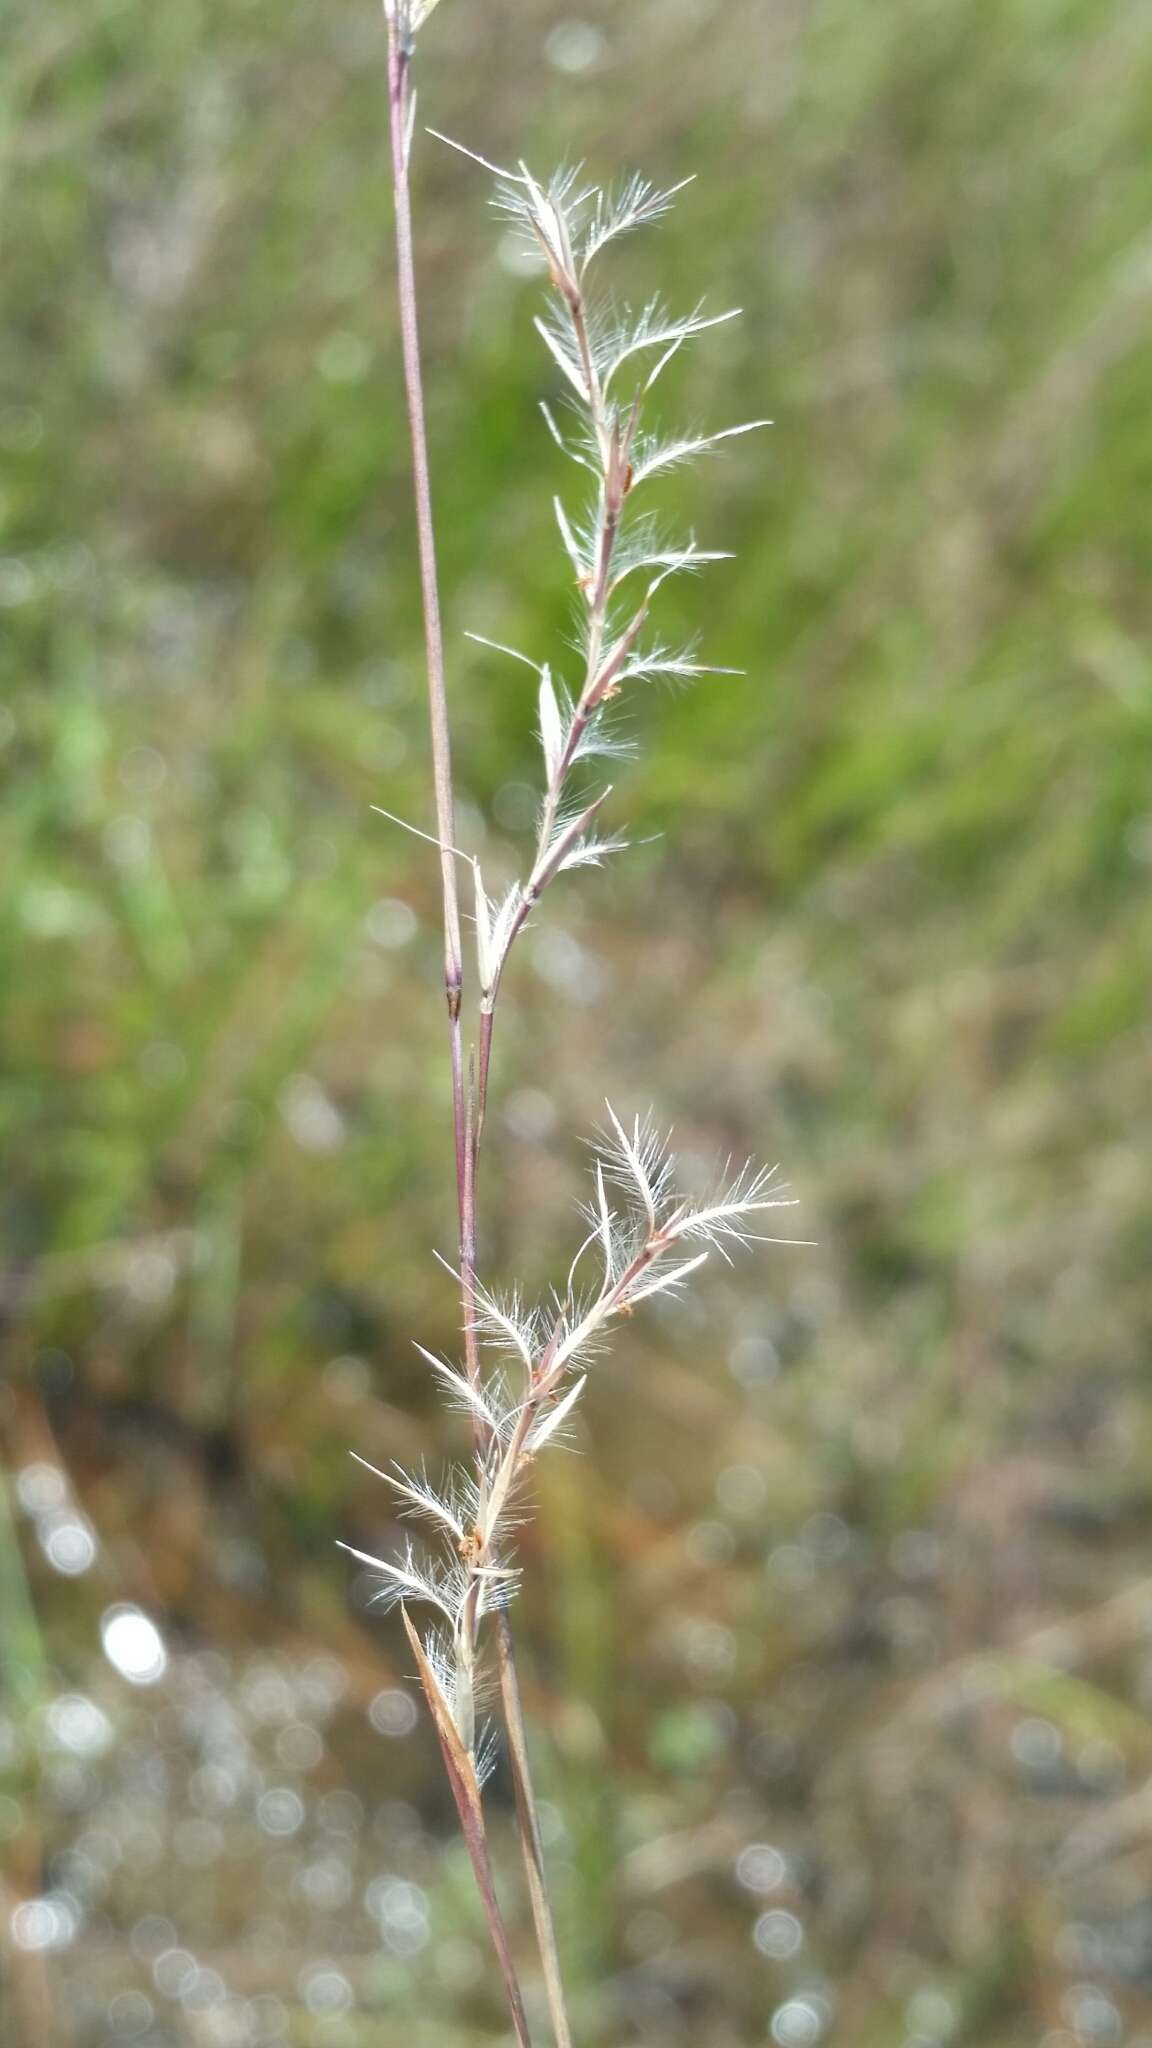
[[367, 7, 788, 2039], [354, 137, 783, 1768], [448, 149, 771, 1046], [342, 1113, 794, 1765]]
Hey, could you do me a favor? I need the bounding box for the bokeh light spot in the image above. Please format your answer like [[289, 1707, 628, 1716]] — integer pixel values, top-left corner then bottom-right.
[[368, 1687, 418, 1738], [101, 1606, 168, 1686]]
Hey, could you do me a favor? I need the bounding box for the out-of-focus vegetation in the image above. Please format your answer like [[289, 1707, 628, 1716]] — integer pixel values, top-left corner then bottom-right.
[[3, 0, 1152, 2042]]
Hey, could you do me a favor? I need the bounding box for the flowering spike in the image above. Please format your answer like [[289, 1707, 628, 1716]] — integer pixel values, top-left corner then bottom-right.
[[580, 172, 695, 271], [337, 1541, 460, 1622], [553, 496, 587, 580], [527, 1375, 587, 1454], [602, 1104, 671, 1230], [598, 302, 740, 393], [414, 1343, 503, 1437], [469, 1282, 539, 1372], [473, 859, 494, 1000], [355, 1456, 472, 1544], [538, 666, 565, 785], [631, 418, 773, 486], [623, 1249, 710, 1305], [533, 315, 589, 400], [531, 788, 614, 894]]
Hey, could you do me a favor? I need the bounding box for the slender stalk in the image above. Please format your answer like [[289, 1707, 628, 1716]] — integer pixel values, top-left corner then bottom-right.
[[496, 1614, 574, 2048], [385, 13, 465, 1221], [383, 12, 574, 2043]]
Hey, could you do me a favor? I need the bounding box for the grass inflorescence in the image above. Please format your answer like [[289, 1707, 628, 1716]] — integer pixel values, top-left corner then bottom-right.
[[362, 5, 786, 2039]]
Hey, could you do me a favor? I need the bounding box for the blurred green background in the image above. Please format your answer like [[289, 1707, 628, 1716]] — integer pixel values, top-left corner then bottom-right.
[[3, 0, 1152, 2042]]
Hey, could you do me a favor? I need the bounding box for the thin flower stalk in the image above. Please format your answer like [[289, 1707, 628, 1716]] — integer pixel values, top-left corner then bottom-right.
[[384, 3, 466, 1218], [381, 7, 537, 2039]]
